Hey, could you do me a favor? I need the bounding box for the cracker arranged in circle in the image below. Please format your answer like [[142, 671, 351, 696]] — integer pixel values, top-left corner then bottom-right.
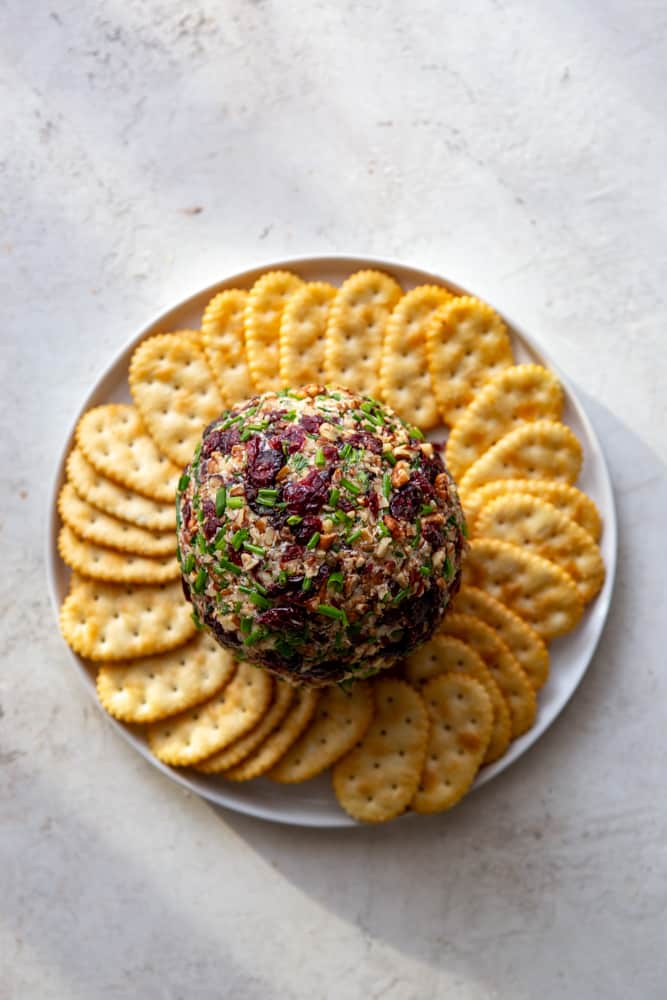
[[412, 674, 493, 814], [462, 478, 602, 541], [147, 663, 273, 766], [96, 633, 236, 724], [59, 576, 196, 661], [476, 493, 605, 604], [458, 420, 583, 497], [324, 270, 402, 397], [440, 613, 536, 738], [453, 585, 549, 691], [58, 482, 176, 557], [58, 524, 179, 584], [425, 296, 514, 426], [76, 404, 180, 503], [405, 634, 511, 765], [379, 285, 452, 429], [245, 270, 304, 392], [201, 289, 254, 405], [279, 281, 337, 387], [462, 537, 584, 640], [224, 687, 320, 781], [445, 365, 564, 480], [332, 679, 428, 823], [269, 682, 375, 783], [196, 681, 295, 774], [66, 448, 176, 532], [129, 330, 223, 468]]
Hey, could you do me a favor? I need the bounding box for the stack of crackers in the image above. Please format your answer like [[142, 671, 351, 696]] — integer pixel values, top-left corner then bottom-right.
[[56, 268, 605, 823]]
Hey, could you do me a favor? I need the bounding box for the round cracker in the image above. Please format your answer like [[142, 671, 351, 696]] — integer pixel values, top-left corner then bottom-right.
[[129, 330, 224, 468], [59, 577, 196, 661], [279, 281, 337, 387], [195, 681, 295, 773], [476, 493, 605, 604], [379, 285, 452, 429], [425, 296, 514, 426], [269, 682, 375, 783], [452, 585, 549, 691], [58, 524, 180, 584], [324, 270, 403, 397], [76, 404, 180, 503], [58, 482, 176, 557], [445, 364, 564, 480], [223, 687, 320, 781], [462, 537, 584, 641], [332, 679, 428, 823], [245, 270, 304, 392], [96, 632, 236, 724], [412, 674, 493, 814], [463, 478, 602, 541], [66, 447, 176, 532], [147, 663, 273, 767], [201, 289, 254, 405]]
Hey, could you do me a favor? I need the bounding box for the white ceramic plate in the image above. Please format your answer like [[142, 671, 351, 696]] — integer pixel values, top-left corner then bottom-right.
[[46, 255, 617, 827]]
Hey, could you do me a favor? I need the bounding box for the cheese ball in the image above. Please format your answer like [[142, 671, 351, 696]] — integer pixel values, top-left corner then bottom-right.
[[177, 385, 466, 687]]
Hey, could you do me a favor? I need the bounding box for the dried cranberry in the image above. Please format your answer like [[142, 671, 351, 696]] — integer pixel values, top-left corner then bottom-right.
[[367, 491, 380, 518], [281, 543, 303, 563], [410, 470, 434, 500], [265, 408, 290, 424], [257, 602, 308, 632], [348, 431, 382, 454], [389, 481, 423, 520], [202, 426, 240, 458], [272, 424, 305, 455], [422, 520, 445, 549], [301, 413, 324, 434], [246, 436, 284, 486], [180, 498, 192, 528], [321, 443, 339, 463], [201, 497, 222, 540], [181, 576, 192, 603], [290, 514, 322, 544], [337, 495, 355, 512], [283, 469, 331, 515], [225, 545, 243, 566], [421, 448, 445, 483]]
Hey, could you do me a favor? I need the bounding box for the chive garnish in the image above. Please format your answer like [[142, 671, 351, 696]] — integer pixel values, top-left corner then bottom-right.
[[328, 571, 344, 591], [328, 487, 340, 507], [382, 451, 396, 466], [231, 528, 249, 551], [301, 576, 312, 593], [409, 424, 425, 440], [420, 565, 432, 576], [215, 487, 227, 517], [240, 428, 253, 442], [244, 628, 268, 646], [316, 604, 349, 625], [420, 503, 435, 515], [443, 556, 454, 580], [306, 531, 321, 550], [393, 588, 410, 604], [196, 533, 207, 554], [378, 521, 391, 538], [240, 616, 253, 635], [278, 570, 288, 586], [227, 496, 244, 509], [193, 568, 207, 594], [346, 528, 362, 544], [178, 473, 190, 492], [287, 515, 303, 526], [382, 472, 392, 499], [257, 488, 278, 501], [340, 477, 360, 495], [218, 557, 242, 576], [315, 447, 326, 467], [183, 553, 195, 573], [340, 443, 352, 460], [248, 591, 270, 610], [243, 542, 266, 556]]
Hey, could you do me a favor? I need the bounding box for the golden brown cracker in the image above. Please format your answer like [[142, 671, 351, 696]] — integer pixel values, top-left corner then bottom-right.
[[59, 577, 196, 661], [58, 482, 176, 557], [379, 285, 452, 429], [96, 632, 236, 724], [476, 493, 605, 604], [445, 364, 564, 480], [76, 404, 180, 503], [201, 289, 255, 405], [425, 296, 514, 426], [462, 537, 584, 641], [58, 524, 180, 584], [129, 330, 224, 467], [458, 420, 583, 497], [463, 479, 602, 541], [405, 634, 511, 765], [66, 447, 176, 532], [279, 282, 337, 387], [440, 613, 536, 738], [332, 679, 428, 823], [195, 681, 295, 773], [147, 663, 273, 766], [452, 585, 549, 691], [324, 270, 402, 397], [245, 271, 304, 392], [223, 687, 320, 781], [269, 682, 374, 783], [412, 674, 493, 814]]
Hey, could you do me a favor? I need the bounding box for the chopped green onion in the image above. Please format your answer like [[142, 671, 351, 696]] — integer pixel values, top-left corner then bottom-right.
[[378, 521, 391, 538], [340, 443, 352, 460], [443, 556, 454, 580], [285, 410, 297, 421], [240, 616, 253, 635], [408, 424, 425, 440], [382, 451, 396, 466], [196, 533, 207, 554], [393, 588, 410, 605], [227, 496, 244, 509], [328, 487, 340, 507], [178, 473, 190, 492], [246, 422, 268, 432], [346, 528, 362, 544], [287, 515, 303, 526], [420, 503, 435, 515], [306, 531, 321, 550], [183, 553, 196, 573], [420, 565, 432, 577], [231, 528, 249, 551], [334, 509, 352, 527], [248, 591, 270, 610], [328, 572, 344, 591], [217, 557, 242, 576], [244, 628, 268, 646], [191, 609, 204, 630], [382, 472, 392, 499], [315, 447, 326, 467], [215, 487, 227, 517], [257, 488, 278, 501], [301, 576, 312, 593], [411, 517, 422, 548], [193, 568, 207, 594], [340, 477, 360, 496], [240, 428, 254, 442], [243, 542, 266, 557], [278, 570, 288, 586], [351, 411, 364, 422], [316, 604, 349, 625]]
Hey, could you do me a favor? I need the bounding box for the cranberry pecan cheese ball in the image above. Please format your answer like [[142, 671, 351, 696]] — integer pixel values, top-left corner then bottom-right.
[[176, 385, 467, 687]]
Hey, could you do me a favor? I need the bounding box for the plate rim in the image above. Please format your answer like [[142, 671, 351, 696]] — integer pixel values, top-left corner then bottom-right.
[[46, 253, 618, 828]]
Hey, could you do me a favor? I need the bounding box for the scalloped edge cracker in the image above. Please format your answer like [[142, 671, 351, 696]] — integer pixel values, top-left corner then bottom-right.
[[279, 282, 337, 387], [201, 289, 254, 405], [245, 271, 304, 392], [463, 478, 602, 541], [58, 524, 180, 584], [58, 482, 176, 557]]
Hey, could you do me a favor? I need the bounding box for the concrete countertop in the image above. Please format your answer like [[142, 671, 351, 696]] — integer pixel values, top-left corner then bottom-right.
[[2, 2, 666, 997]]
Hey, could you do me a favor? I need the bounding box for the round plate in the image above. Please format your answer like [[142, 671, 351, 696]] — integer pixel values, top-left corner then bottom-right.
[[46, 255, 617, 827]]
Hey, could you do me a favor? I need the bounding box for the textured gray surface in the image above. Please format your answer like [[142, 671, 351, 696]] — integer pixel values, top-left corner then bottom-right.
[[1, 2, 666, 998]]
